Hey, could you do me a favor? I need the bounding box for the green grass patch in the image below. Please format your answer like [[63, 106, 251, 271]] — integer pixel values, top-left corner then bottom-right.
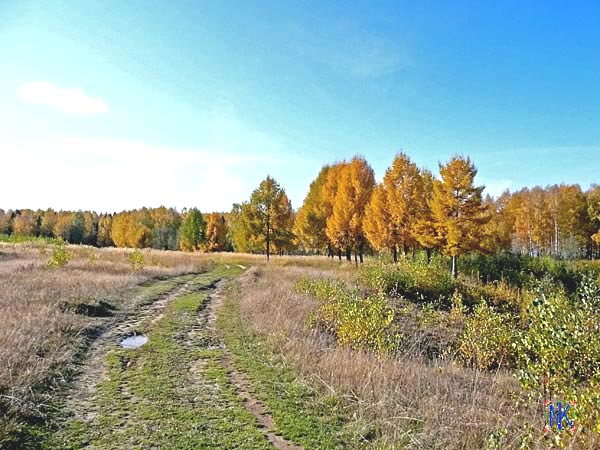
[[218, 282, 374, 449]]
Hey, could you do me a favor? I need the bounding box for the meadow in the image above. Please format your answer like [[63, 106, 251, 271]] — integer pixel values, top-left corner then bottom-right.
[[1, 242, 600, 449]]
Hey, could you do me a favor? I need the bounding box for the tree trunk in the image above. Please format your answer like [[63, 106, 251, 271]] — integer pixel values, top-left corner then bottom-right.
[[451, 255, 458, 278], [354, 252, 358, 267], [359, 252, 364, 264], [338, 249, 342, 260], [266, 227, 270, 261], [392, 246, 398, 263], [346, 247, 351, 261], [327, 243, 333, 258], [426, 248, 432, 264]]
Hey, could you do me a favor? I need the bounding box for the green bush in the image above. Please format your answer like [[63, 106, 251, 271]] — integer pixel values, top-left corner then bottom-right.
[[128, 249, 145, 272], [45, 241, 71, 268], [0, 233, 59, 245], [515, 277, 600, 393], [457, 302, 517, 370], [296, 278, 399, 354], [460, 252, 600, 294], [360, 256, 456, 304]]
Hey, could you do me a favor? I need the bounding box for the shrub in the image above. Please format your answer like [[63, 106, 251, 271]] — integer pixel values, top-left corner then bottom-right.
[[515, 278, 600, 393], [296, 278, 399, 353], [360, 256, 456, 304], [448, 290, 467, 323], [457, 302, 516, 370], [46, 241, 71, 268], [128, 249, 145, 272]]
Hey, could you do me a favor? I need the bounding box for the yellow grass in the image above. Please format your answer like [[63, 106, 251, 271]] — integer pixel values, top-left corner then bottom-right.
[[0, 243, 217, 438], [234, 264, 557, 449]]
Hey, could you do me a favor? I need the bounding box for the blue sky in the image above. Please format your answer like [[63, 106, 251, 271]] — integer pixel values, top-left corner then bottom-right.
[[2, 0, 600, 212]]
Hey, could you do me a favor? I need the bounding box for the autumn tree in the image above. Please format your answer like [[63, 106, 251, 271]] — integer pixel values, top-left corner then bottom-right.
[[364, 183, 394, 258], [321, 163, 347, 259], [430, 156, 489, 277], [40, 209, 57, 237], [111, 210, 152, 248], [412, 169, 438, 262], [97, 214, 114, 247], [204, 213, 228, 252], [81, 211, 97, 245], [326, 157, 374, 264], [12, 209, 39, 237], [364, 153, 430, 262], [234, 176, 294, 259], [54, 212, 74, 242], [0, 209, 12, 234], [294, 165, 333, 255], [269, 194, 295, 255], [480, 194, 513, 254], [229, 203, 261, 253], [588, 185, 600, 257], [179, 208, 206, 252], [151, 206, 180, 250], [556, 184, 590, 258]]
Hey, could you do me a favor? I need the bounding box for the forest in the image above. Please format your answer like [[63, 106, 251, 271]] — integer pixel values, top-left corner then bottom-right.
[[3, 153, 600, 271]]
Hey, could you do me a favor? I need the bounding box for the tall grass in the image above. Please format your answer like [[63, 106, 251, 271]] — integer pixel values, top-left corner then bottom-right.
[[0, 244, 216, 444], [234, 265, 549, 449]]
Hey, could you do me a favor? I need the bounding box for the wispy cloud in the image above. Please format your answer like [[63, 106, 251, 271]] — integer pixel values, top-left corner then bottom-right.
[[290, 20, 411, 79], [18, 81, 108, 115]]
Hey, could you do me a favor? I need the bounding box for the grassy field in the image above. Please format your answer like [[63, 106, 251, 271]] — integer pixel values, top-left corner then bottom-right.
[[2, 243, 600, 449]]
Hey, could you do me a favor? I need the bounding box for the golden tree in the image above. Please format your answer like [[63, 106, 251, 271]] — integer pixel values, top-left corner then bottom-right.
[[294, 165, 333, 255], [12, 209, 39, 237], [364, 153, 430, 262], [326, 157, 374, 263], [40, 209, 57, 237], [588, 185, 600, 256], [430, 156, 489, 277], [412, 169, 438, 262], [480, 194, 513, 254], [364, 183, 395, 258], [97, 214, 114, 247], [204, 213, 228, 252]]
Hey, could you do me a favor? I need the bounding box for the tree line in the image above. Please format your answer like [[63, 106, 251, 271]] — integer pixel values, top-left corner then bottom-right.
[[3, 153, 600, 274], [0, 207, 229, 253]]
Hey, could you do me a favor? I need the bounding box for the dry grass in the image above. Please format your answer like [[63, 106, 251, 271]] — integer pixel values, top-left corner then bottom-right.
[[0, 243, 220, 441], [235, 265, 555, 449]]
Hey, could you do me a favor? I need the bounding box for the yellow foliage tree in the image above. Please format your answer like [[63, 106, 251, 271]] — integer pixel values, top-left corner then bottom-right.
[[294, 165, 333, 255], [326, 156, 374, 263], [363, 183, 394, 257], [204, 213, 228, 252], [430, 156, 489, 277], [480, 193, 513, 254], [412, 169, 438, 261], [12, 209, 39, 237]]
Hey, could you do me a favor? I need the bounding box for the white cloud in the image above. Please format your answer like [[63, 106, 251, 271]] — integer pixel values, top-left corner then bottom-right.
[[0, 137, 270, 213], [18, 81, 108, 115], [1, 102, 313, 212]]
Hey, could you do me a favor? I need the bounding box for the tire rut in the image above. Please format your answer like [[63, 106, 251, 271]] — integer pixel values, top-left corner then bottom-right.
[[203, 280, 304, 450], [64, 280, 194, 422]]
